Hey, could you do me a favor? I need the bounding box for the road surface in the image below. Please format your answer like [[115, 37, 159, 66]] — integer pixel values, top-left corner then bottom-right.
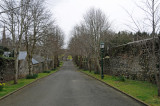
[[0, 61, 144, 106]]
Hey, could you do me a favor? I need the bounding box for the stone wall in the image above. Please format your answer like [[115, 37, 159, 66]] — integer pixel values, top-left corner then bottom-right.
[[33, 62, 44, 74], [0, 58, 54, 82], [104, 38, 159, 83], [18, 60, 29, 78], [33, 60, 54, 74], [0, 58, 14, 82], [48, 60, 54, 70]]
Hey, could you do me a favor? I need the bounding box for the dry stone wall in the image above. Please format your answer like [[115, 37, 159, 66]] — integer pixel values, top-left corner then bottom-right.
[[0, 58, 54, 82], [0, 58, 14, 82], [104, 38, 159, 83]]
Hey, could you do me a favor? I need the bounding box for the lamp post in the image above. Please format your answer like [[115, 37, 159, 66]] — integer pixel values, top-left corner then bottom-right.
[[100, 42, 104, 79]]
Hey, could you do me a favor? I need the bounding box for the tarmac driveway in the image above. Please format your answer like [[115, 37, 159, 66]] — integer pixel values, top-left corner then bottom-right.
[[0, 61, 144, 106]]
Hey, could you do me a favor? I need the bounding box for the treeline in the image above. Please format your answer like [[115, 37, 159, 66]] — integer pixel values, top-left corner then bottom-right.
[[69, 8, 112, 74], [0, 0, 64, 84], [110, 31, 158, 47], [68, 8, 154, 74], [69, 3, 160, 96]]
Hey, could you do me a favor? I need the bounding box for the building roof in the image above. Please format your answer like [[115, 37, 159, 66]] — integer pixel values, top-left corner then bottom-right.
[[18, 51, 27, 60], [33, 55, 45, 63], [32, 58, 39, 65], [3, 52, 11, 57], [18, 51, 40, 65]]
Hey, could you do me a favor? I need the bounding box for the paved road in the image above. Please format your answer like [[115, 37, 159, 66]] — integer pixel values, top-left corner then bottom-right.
[[0, 61, 144, 106]]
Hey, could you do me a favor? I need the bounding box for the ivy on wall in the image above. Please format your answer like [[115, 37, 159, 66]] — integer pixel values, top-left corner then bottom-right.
[[0, 57, 14, 82]]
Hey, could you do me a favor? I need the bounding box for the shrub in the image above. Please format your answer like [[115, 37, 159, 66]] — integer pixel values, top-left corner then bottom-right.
[[117, 76, 125, 82], [52, 68, 57, 71], [43, 71, 51, 73], [0, 46, 9, 51], [113, 75, 126, 82], [94, 71, 100, 74], [83, 69, 87, 71], [3, 47, 9, 51], [9, 51, 14, 57], [26, 74, 38, 79], [0, 83, 5, 91], [112, 76, 117, 80], [60, 61, 63, 65], [0, 49, 4, 56]]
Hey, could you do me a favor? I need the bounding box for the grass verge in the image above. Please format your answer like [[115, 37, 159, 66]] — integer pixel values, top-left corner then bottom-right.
[[0, 65, 62, 98], [81, 70, 160, 106]]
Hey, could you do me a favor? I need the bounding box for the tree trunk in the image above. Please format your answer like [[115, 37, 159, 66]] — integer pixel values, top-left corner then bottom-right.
[[94, 58, 101, 74], [54, 55, 58, 69], [14, 54, 18, 84], [57, 55, 59, 67], [88, 58, 92, 72], [75, 56, 78, 65], [27, 55, 33, 75], [84, 57, 87, 70], [157, 81, 160, 96], [45, 59, 48, 71], [158, 36, 160, 96], [82, 57, 84, 69], [52, 59, 54, 69], [79, 56, 83, 69]]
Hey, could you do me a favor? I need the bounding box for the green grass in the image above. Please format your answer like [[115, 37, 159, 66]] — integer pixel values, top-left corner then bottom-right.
[[59, 61, 63, 67], [0, 67, 61, 98], [82, 70, 160, 106], [0, 55, 14, 60], [67, 55, 72, 60]]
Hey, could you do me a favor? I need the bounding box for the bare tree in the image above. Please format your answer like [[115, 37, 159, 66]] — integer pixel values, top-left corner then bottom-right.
[[69, 8, 112, 74], [0, 0, 64, 83], [24, 0, 52, 75], [126, 0, 160, 96], [37, 24, 64, 70], [0, 0, 30, 84], [83, 8, 111, 73], [53, 26, 64, 68]]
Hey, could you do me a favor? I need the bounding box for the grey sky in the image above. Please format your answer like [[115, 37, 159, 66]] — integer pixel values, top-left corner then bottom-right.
[[46, 0, 143, 46]]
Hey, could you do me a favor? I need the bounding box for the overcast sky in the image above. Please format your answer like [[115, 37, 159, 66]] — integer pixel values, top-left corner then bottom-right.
[[45, 0, 143, 47]]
